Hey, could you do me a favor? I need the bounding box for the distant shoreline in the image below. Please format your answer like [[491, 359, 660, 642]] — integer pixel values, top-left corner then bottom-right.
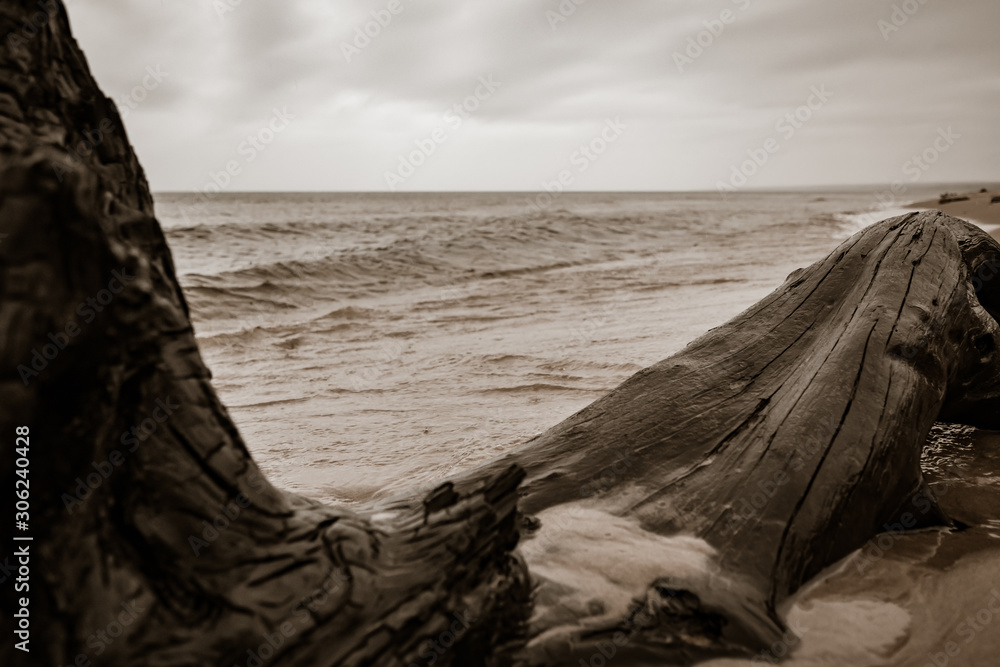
[[905, 188, 1000, 233]]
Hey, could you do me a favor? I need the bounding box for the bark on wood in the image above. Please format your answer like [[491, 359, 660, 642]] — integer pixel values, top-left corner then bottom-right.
[[0, 4, 528, 666], [4, 3, 1000, 666]]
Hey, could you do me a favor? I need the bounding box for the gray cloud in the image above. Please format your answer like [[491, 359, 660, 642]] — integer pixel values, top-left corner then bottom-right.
[[65, 0, 1000, 191]]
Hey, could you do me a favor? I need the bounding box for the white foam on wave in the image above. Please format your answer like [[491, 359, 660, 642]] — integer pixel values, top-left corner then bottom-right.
[[520, 503, 733, 650], [833, 206, 925, 238], [522, 505, 719, 616]]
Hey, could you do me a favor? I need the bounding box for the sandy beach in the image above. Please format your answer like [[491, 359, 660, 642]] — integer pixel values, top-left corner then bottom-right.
[[908, 189, 1000, 233]]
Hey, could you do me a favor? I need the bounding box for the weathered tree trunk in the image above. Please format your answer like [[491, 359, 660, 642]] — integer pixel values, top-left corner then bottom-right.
[[480, 210, 1000, 664], [4, 3, 1000, 667], [0, 4, 528, 666]]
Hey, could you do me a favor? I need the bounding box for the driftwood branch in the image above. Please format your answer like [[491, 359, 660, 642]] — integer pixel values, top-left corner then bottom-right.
[[478, 208, 1000, 664], [3, 3, 1000, 666]]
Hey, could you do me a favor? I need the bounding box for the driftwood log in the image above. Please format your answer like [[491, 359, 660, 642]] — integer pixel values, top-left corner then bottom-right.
[[483, 208, 1000, 664], [0, 3, 530, 667], [3, 2, 1000, 666]]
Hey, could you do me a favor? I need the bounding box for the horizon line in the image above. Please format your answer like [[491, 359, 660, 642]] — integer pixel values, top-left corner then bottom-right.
[[151, 181, 1000, 196]]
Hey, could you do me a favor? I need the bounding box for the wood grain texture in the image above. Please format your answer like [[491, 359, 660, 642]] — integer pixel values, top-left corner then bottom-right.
[[0, 3, 528, 666]]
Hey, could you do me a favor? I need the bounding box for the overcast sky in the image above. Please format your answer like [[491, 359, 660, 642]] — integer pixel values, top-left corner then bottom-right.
[[66, 0, 999, 192]]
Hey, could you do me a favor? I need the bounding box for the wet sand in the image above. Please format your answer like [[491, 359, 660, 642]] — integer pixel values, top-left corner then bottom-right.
[[907, 189, 1000, 231], [700, 425, 1000, 667]]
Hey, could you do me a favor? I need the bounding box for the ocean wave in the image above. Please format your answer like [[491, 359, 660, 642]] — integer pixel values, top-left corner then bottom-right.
[[537, 359, 645, 374], [833, 207, 918, 237], [195, 306, 379, 345], [315, 306, 379, 321], [176, 214, 656, 309], [478, 383, 594, 394], [182, 284, 301, 323], [165, 197, 859, 349], [166, 218, 349, 241]]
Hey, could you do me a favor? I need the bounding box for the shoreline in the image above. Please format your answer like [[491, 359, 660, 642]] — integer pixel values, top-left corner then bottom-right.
[[905, 188, 1000, 236]]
